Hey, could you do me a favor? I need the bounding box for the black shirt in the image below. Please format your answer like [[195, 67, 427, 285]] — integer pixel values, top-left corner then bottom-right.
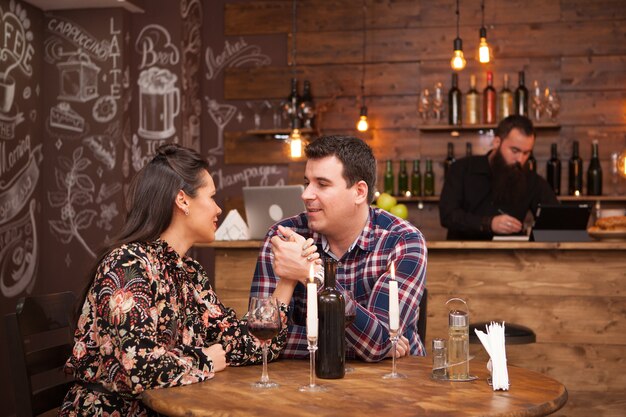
[[439, 153, 558, 240]]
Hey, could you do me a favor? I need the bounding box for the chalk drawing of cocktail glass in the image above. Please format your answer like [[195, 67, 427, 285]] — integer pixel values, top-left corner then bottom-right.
[[137, 67, 180, 139], [206, 97, 236, 155]]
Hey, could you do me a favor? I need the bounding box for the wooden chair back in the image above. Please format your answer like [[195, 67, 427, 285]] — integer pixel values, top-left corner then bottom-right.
[[5, 291, 77, 417]]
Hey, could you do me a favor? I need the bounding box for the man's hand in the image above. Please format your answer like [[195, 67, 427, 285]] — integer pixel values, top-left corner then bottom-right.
[[270, 225, 320, 285], [386, 335, 410, 358], [491, 214, 522, 235]]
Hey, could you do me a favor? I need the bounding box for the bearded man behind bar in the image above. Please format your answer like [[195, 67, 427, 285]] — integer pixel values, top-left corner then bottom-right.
[[439, 115, 558, 240]]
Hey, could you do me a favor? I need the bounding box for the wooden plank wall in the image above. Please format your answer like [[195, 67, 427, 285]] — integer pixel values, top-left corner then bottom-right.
[[222, 0, 626, 242]]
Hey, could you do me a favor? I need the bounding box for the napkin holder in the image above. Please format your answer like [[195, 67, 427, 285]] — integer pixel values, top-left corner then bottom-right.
[[215, 209, 250, 240]]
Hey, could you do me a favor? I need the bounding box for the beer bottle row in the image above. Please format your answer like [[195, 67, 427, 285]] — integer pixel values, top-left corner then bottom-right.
[[383, 140, 606, 197]]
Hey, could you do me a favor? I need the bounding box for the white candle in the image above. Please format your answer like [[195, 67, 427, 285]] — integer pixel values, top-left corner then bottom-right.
[[307, 265, 318, 338], [389, 263, 399, 331]]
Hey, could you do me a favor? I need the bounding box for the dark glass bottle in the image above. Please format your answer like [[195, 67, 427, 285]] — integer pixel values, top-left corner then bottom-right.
[[282, 77, 301, 122], [587, 141, 603, 196], [483, 71, 496, 124], [568, 140, 583, 195], [526, 152, 537, 173], [444, 143, 456, 179], [424, 159, 435, 196], [410, 160, 422, 197], [466, 142, 473, 157], [398, 160, 409, 196], [384, 160, 394, 195], [546, 143, 561, 195], [515, 71, 529, 117], [466, 74, 479, 125], [448, 73, 462, 126], [316, 258, 345, 379], [498, 73, 513, 121], [299, 80, 315, 128]]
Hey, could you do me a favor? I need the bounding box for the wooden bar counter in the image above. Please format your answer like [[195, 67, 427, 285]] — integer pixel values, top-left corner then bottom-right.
[[200, 240, 626, 417], [142, 358, 567, 417]]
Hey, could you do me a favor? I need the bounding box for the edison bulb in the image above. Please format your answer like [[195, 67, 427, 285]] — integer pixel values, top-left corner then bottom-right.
[[479, 37, 490, 63], [289, 128, 302, 158], [450, 50, 466, 71], [357, 115, 369, 132]]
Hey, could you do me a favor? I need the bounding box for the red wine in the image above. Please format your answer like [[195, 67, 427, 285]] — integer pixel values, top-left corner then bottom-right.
[[345, 314, 356, 327], [546, 143, 561, 195], [316, 258, 345, 379], [248, 324, 280, 341], [483, 71, 496, 124]]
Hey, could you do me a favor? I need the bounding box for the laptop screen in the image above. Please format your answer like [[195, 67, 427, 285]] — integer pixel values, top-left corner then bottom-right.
[[243, 185, 305, 240], [532, 204, 592, 230]]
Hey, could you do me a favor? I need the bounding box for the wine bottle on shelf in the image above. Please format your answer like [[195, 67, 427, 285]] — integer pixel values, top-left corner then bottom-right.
[[466, 142, 473, 157], [299, 80, 315, 129], [498, 73, 513, 121], [568, 140, 583, 195], [587, 140, 603, 196], [410, 160, 422, 197], [444, 143, 456, 179], [526, 151, 537, 173], [398, 160, 409, 196], [483, 71, 497, 125], [448, 73, 462, 126], [465, 74, 479, 125], [514, 71, 529, 117], [424, 159, 435, 196], [546, 143, 562, 195], [316, 258, 345, 379], [384, 160, 395, 195]]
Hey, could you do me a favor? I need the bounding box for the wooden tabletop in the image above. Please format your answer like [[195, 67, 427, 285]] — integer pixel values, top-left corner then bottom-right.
[[141, 357, 567, 417], [201, 240, 626, 250]]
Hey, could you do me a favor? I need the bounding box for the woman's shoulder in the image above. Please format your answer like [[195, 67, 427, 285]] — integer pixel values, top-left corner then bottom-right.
[[98, 241, 154, 272]]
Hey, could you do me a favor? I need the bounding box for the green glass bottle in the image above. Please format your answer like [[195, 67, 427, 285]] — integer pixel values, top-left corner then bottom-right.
[[424, 159, 435, 196], [410, 160, 422, 197], [384, 160, 395, 195], [398, 160, 409, 196]]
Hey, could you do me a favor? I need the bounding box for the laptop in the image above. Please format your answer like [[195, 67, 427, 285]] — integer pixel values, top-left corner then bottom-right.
[[243, 185, 305, 239], [530, 203, 592, 242]]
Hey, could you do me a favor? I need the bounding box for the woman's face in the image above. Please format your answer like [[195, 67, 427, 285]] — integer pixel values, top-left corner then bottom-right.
[[186, 170, 222, 243]]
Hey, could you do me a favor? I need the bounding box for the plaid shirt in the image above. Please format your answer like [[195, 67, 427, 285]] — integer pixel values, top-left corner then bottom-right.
[[250, 207, 427, 362]]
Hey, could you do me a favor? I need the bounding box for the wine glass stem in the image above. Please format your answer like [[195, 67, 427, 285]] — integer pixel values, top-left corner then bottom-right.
[[308, 345, 316, 387], [391, 335, 398, 376], [261, 342, 269, 383]]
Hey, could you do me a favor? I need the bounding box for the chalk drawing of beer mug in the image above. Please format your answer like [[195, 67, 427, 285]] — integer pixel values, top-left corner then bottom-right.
[[137, 67, 180, 139]]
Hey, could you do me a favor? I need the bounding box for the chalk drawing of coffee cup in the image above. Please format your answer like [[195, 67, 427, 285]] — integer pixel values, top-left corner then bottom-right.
[[137, 67, 180, 139], [0, 74, 16, 114]]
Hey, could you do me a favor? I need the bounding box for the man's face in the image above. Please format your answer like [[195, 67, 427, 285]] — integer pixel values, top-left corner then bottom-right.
[[302, 156, 360, 235], [494, 128, 535, 167]]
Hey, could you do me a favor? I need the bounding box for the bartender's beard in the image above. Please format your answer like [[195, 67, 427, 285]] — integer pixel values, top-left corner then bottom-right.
[[491, 147, 528, 207]]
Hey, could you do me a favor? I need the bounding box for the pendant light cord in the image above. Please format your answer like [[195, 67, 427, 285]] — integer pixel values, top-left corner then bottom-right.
[[455, 0, 460, 38], [291, 0, 297, 78], [360, 0, 367, 107], [481, 0, 485, 29]]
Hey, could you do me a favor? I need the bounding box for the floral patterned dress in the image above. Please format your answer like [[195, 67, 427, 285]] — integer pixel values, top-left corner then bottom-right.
[[59, 240, 288, 417]]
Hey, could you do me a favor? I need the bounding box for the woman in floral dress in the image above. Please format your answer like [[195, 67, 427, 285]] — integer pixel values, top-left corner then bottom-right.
[[59, 144, 309, 416]]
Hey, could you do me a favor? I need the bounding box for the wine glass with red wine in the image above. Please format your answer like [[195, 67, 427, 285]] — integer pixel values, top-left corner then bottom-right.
[[342, 289, 357, 373], [247, 297, 281, 389]]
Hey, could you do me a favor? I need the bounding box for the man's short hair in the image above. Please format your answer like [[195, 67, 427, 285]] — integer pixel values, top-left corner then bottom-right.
[[304, 135, 377, 202], [495, 115, 535, 140]]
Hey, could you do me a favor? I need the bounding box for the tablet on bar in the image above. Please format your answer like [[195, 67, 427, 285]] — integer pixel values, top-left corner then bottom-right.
[[530, 203, 592, 242]]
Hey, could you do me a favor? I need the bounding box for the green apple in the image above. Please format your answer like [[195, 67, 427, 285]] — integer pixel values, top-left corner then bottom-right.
[[390, 203, 409, 219], [376, 193, 397, 211]]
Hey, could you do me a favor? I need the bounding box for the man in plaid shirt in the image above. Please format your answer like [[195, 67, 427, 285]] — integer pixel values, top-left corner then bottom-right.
[[249, 136, 427, 362]]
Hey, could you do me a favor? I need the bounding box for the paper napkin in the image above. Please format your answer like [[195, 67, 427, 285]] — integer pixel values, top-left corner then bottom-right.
[[474, 322, 509, 390], [215, 209, 250, 240]]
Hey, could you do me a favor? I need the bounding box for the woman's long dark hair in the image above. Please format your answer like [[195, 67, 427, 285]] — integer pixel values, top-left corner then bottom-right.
[[74, 143, 209, 319]]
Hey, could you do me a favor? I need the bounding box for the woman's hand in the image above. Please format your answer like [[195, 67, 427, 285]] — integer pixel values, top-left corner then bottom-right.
[[270, 225, 320, 285], [206, 344, 227, 372]]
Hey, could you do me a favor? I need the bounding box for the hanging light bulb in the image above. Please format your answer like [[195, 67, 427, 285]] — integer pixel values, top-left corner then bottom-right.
[[478, 27, 490, 63], [450, 0, 466, 71], [478, 1, 491, 64], [289, 127, 303, 158], [450, 38, 467, 71], [356, 106, 369, 132]]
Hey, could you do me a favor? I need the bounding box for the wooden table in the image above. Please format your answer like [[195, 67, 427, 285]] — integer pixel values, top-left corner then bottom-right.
[[141, 357, 567, 416]]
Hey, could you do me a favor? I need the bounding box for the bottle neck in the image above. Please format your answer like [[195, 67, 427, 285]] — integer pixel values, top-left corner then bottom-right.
[[551, 144, 558, 158], [324, 259, 337, 287], [572, 142, 579, 158], [518, 72, 525, 86]]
